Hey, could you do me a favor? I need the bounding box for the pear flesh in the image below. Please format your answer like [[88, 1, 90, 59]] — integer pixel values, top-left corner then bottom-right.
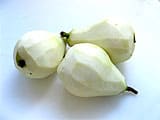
[[14, 30, 65, 79], [61, 19, 135, 64], [57, 43, 137, 97]]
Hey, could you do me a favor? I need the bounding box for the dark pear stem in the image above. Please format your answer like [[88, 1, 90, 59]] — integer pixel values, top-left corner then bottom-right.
[[60, 31, 70, 39], [133, 33, 136, 43], [126, 86, 138, 94]]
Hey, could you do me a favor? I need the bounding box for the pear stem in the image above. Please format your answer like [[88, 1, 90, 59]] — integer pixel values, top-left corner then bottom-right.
[[60, 31, 70, 39], [126, 86, 138, 94], [133, 33, 136, 43]]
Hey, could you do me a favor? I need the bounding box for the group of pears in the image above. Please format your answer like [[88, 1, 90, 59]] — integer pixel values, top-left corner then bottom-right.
[[14, 19, 138, 97]]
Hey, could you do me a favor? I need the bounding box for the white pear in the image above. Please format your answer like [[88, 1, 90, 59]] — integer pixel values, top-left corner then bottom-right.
[[57, 43, 137, 97], [14, 30, 65, 79], [60, 19, 135, 64]]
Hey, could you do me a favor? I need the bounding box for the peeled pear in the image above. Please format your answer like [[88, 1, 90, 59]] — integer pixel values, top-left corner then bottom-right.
[[60, 19, 135, 64], [57, 43, 137, 97], [14, 30, 65, 79]]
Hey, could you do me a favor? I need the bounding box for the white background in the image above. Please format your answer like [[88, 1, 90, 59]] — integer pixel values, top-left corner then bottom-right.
[[1, 0, 160, 120]]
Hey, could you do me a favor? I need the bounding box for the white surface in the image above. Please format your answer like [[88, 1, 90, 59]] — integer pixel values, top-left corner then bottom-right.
[[1, 0, 160, 120]]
